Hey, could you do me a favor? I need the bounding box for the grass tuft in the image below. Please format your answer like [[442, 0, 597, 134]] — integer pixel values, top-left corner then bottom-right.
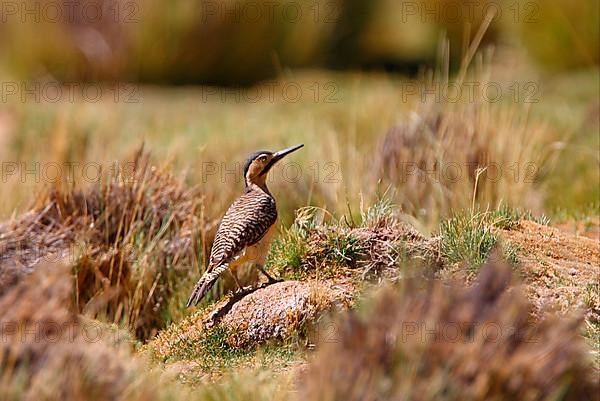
[[439, 206, 533, 270], [489, 203, 551, 229], [268, 204, 437, 281], [440, 210, 499, 268]]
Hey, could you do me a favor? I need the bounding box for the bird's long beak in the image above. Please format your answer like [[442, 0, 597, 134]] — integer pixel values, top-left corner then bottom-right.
[[260, 144, 303, 176], [272, 144, 304, 163]]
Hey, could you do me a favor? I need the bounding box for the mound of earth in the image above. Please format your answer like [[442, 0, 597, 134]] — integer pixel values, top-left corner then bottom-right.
[[150, 280, 353, 361], [500, 220, 599, 320], [205, 280, 353, 347], [555, 218, 600, 240], [152, 218, 599, 361]]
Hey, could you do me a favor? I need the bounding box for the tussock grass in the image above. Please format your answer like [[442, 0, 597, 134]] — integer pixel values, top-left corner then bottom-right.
[[0, 149, 207, 339], [2, 241, 596, 401], [439, 207, 528, 270], [0, 31, 596, 399], [440, 210, 499, 268], [0, 260, 141, 401], [299, 253, 599, 401], [372, 73, 559, 225]]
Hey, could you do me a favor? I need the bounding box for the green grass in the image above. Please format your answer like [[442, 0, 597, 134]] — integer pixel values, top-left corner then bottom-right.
[[358, 196, 397, 228], [267, 220, 311, 280], [271, 202, 536, 280], [549, 201, 600, 222], [144, 315, 305, 389], [267, 202, 404, 279], [439, 206, 531, 270], [488, 203, 550, 229], [440, 210, 499, 269], [192, 325, 247, 368]]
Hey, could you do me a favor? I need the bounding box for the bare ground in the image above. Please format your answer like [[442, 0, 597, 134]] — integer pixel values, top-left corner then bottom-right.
[[500, 220, 599, 321]]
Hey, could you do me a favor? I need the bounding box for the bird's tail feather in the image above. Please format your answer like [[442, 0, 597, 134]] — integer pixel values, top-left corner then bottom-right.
[[186, 263, 229, 307]]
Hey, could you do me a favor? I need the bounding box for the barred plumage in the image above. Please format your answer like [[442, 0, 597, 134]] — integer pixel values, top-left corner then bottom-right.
[[209, 190, 277, 268], [187, 144, 303, 307], [186, 189, 277, 306]]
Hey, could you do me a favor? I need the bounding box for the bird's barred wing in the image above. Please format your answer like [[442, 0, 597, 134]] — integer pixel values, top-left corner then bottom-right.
[[186, 191, 277, 307], [208, 192, 277, 267]]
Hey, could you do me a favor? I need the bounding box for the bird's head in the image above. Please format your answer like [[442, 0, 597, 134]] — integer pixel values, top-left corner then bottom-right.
[[243, 144, 304, 189]]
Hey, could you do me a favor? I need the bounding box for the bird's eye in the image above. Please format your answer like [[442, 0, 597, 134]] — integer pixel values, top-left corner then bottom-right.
[[259, 155, 268, 162]]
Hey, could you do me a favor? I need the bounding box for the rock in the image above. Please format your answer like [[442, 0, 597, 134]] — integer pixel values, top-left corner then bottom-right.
[[204, 280, 353, 348]]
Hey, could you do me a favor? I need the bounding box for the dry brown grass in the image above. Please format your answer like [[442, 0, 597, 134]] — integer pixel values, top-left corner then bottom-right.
[[373, 79, 557, 222], [0, 62, 595, 398], [1, 62, 578, 233], [1, 207, 598, 400], [0, 149, 209, 339], [298, 252, 599, 401], [0, 258, 290, 401], [0, 260, 141, 401]]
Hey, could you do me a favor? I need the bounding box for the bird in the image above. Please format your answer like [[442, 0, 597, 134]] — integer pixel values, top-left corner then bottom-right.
[[186, 144, 304, 307]]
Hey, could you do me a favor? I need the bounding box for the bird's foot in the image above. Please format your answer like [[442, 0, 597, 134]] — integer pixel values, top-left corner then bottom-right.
[[255, 264, 283, 285], [266, 276, 283, 285]]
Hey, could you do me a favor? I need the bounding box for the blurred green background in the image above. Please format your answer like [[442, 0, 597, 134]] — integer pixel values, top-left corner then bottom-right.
[[1, 0, 598, 84], [0, 0, 598, 224]]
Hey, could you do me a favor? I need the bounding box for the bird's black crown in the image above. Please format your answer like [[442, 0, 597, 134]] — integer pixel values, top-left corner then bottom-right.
[[242, 150, 271, 180]]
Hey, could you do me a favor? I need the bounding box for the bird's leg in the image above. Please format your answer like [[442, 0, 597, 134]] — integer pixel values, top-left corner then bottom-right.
[[227, 270, 243, 291], [256, 264, 282, 284]]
